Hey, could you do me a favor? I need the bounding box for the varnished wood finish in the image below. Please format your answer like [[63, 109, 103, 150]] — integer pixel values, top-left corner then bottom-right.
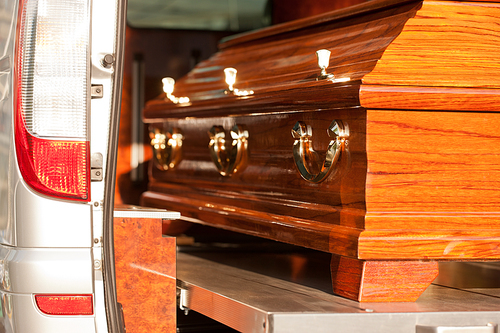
[[143, 1, 420, 120], [272, 0, 368, 25], [141, 0, 500, 301], [141, 190, 362, 257], [361, 1, 500, 88], [145, 107, 367, 227], [364, 110, 500, 224], [115, 27, 230, 205], [331, 256, 439, 302], [114, 216, 176, 332], [220, 0, 420, 49], [359, 230, 500, 259], [360, 85, 500, 112]]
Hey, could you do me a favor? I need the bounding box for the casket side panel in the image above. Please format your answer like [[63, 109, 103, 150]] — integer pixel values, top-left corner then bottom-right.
[[361, 1, 500, 88], [142, 0, 500, 261], [142, 106, 367, 255]]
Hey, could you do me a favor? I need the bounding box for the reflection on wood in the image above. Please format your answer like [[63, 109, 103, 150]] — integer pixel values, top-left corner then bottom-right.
[[331, 256, 439, 302], [272, 0, 368, 24], [362, 1, 500, 88], [114, 216, 176, 332], [116, 27, 230, 205], [141, 0, 500, 302]]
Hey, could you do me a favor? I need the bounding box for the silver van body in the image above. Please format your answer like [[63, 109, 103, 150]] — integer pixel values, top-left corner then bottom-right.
[[0, 0, 126, 331]]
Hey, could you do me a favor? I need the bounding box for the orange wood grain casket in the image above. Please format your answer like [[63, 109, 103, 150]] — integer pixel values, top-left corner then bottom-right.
[[141, 0, 500, 302]]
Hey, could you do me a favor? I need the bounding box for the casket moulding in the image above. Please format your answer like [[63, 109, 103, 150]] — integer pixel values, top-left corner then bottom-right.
[[141, 0, 500, 302]]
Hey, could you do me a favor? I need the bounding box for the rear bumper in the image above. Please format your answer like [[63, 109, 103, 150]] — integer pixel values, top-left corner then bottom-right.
[[0, 244, 96, 332]]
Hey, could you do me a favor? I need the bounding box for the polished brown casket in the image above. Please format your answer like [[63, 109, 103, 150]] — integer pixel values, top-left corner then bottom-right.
[[141, 0, 500, 302]]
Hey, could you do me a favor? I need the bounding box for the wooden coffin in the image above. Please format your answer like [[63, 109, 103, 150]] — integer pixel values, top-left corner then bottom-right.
[[141, 0, 500, 302]]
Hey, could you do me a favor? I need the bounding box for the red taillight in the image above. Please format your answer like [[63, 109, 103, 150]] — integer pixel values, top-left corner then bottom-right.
[[15, 124, 90, 200], [35, 294, 93, 316], [14, 0, 90, 202]]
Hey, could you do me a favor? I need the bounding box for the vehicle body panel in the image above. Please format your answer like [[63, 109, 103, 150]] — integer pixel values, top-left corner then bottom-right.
[[0, 0, 126, 331], [0, 0, 18, 248], [15, 180, 92, 248], [0, 246, 93, 294]]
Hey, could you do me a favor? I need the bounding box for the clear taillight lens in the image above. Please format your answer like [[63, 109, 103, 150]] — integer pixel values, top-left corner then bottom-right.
[[15, 0, 90, 201]]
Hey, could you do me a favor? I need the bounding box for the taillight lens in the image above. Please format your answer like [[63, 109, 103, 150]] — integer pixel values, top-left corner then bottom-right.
[[35, 294, 93, 316], [15, 0, 90, 201]]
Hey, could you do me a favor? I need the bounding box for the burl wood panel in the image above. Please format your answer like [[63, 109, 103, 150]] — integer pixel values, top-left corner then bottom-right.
[[331, 256, 439, 302], [114, 217, 176, 333]]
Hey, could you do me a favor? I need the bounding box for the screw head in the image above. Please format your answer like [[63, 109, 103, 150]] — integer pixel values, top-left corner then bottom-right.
[[102, 54, 115, 68]]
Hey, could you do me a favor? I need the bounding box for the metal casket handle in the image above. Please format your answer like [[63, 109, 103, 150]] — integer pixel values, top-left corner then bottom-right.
[[291, 120, 349, 183], [150, 127, 184, 170], [208, 124, 249, 177]]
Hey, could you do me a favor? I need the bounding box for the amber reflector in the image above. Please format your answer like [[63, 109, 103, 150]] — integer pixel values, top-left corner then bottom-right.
[[35, 295, 93, 316]]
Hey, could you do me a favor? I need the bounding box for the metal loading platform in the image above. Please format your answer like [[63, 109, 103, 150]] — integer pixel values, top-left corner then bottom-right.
[[176, 244, 500, 333]]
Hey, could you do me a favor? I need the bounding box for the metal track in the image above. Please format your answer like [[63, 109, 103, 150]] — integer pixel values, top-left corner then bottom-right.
[[177, 247, 500, 333]]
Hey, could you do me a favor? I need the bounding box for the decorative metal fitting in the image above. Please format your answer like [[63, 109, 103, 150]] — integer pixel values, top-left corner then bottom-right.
[[150, 127, 184, 170], [208, 124, 249, 176], [315, 49, 351, 83], [224, 68, 237, 92], [162, 77, 175, 96], [223, 67, 254, 96], [316, 49, 334, 80], [291, 120, 349, 183], [162, 77, 190, 104]]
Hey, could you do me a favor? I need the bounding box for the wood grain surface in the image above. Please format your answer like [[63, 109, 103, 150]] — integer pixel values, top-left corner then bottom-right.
[[147, 108, 366, 222], [331, 256, 439, 302], [141, 189, 362, 257], [362, 1, 500, 88], [358, 230, 500, 259], [143, 1, 419, 119], [365, 110, 500, 214], [360, 85, 500, 112], [142, 0, 500, 258], [140, 0, 500, 302], [114, 217, 176, 333], [272, 0, 368, 25], [220, 0, 421, 49]]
